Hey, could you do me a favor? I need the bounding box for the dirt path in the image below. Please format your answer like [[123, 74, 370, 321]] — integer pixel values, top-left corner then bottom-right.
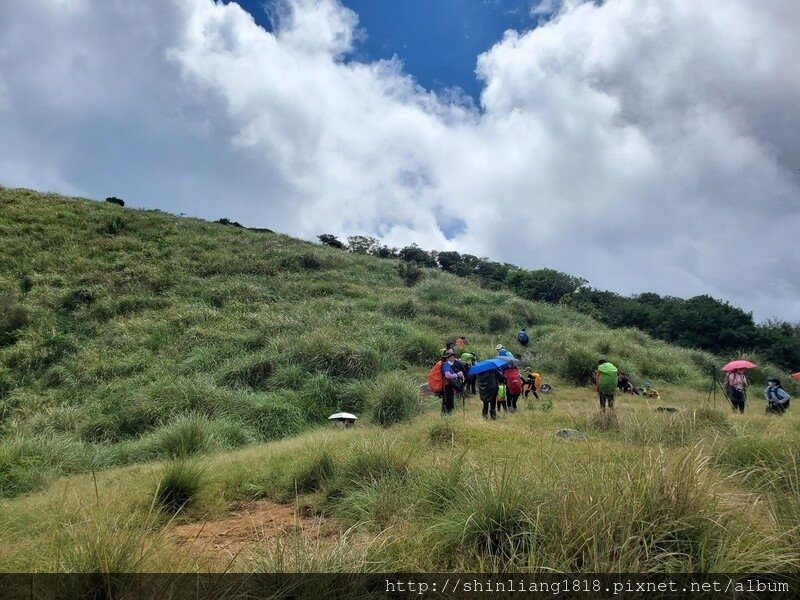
[[169, 499, 334, 566]]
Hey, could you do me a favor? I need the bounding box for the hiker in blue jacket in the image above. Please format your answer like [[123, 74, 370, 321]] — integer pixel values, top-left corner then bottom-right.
[[764, 378, 790, 414]]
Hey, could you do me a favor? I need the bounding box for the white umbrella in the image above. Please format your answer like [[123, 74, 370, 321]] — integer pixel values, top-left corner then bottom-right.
[[328, 412, 358, 421]]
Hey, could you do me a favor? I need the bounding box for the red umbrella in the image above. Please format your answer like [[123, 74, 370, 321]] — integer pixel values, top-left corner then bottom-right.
[[792, 372, 800, 382], [721, 360, 758, 372]]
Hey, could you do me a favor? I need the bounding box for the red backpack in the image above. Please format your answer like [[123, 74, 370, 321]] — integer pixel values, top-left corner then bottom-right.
[[427, 360, 445, 395], [505, 367, 523, 395]]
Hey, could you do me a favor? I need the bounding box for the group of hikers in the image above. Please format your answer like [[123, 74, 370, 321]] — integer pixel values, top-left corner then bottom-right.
[[722, 368, 791, 414], [430, 331, 792, 417], [596, 359, 791, 415], [432, 333, 544, 419]]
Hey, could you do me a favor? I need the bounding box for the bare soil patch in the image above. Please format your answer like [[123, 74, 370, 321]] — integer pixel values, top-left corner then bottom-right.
[[169, 499, 333, 565]]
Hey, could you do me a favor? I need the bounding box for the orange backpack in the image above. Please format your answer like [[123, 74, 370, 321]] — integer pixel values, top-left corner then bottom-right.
[[427, 360, 445, 395]]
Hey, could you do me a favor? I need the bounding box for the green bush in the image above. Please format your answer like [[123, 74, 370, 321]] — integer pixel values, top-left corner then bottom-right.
[[153, 460, 205, 512], [103, 216, 128, 235], [369, 372, 420, 427], [559, 347, 596, 385], [148, 413, 211, 459], [398, 262, 423, 287]]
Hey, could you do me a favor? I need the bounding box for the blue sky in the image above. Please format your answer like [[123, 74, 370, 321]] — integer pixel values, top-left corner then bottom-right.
[[236, 0, 540, 100]]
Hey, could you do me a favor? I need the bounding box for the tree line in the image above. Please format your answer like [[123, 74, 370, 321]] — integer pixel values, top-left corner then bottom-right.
[[318, 234, 800, 371]]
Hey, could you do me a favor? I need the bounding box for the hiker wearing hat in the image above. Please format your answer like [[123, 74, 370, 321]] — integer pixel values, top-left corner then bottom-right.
[[495, 344, 514, 359], [441, 349, 464, 415], [764, 378, 790, 414]]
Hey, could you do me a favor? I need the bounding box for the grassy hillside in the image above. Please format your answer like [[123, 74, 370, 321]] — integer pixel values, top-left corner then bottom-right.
[[1, 187, 797, 499], [1, 187, 799, 575]]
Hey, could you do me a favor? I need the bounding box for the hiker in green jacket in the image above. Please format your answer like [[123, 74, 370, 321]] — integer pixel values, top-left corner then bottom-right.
[[460, 351, 477, 394], [594, 358, 618, 412]]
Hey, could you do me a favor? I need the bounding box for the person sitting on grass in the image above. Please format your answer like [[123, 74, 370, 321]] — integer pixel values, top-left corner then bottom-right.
[[641, 381, 660, 400], [764, 378, 790, 414], [617, 372, 634, 393]]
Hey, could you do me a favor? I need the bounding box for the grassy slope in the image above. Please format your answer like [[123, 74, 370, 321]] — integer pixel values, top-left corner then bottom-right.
[[1, 389, 798, 572], [0, 187, 798, 573]]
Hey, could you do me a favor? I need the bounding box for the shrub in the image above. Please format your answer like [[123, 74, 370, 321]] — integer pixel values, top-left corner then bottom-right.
[[149, 413, 211, 459], [280, 253, 327, 272], [154, 460, 205, 512], [369, 372, 420, 427], [487, 312, 510, 334], [103, 216, 128, 234], [559, 347, 596, 385], [390, 329, 441, 366], [105, 196, 125, 207], [398, 262, 423, 287]]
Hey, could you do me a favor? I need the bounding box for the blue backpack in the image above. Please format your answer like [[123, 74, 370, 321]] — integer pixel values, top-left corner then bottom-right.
[[517, 330, 529, 346]]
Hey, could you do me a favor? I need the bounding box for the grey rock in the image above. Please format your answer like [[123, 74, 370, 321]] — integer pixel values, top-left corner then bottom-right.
[[555, 428, 587, 441]]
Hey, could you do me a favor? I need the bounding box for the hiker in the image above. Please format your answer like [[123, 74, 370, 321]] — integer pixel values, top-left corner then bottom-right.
[[642, 381, 660, 400], [495, 344, 514, 359], [517, 328, 529, 347], [524, 370, 541, 399], [617, 372, 634, 393], [459, 350, 478, 394], [477, 366, 504, 420], [764, 378, 790, 414], [441, 350, 464, 415], [504, 364, 524, 412], [496, 381, 508, 413], [443, 338, 456, 353], [594, 358, 618, 412], [725, 368, 747, 413], [455, 336, 467, 349]]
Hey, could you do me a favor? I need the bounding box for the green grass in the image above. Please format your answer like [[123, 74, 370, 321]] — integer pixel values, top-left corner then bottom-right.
[[0, 187, 798, 574]]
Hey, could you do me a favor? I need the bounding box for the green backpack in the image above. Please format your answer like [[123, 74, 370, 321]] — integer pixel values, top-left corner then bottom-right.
[[597, 362, 618, 394]]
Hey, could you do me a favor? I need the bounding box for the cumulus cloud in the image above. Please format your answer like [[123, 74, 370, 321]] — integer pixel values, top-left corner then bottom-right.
[[0, 0, 798, 320]]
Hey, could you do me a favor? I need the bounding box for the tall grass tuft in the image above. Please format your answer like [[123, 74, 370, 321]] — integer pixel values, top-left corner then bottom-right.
[[560, 347, 597, 385], [153, 460, 205, 513], [369, 372, 420, 427]]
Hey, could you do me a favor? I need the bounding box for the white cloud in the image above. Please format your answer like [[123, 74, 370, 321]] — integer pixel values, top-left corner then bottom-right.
[[0, 0, 798, 321]]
